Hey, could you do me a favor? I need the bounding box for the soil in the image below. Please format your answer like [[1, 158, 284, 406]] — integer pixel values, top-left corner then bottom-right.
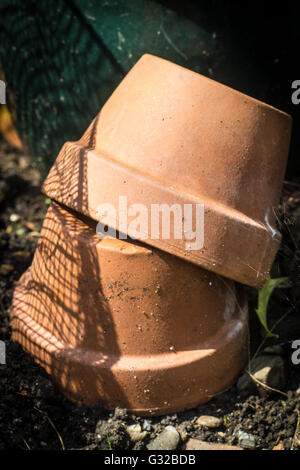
[[1, 137, 300, 451]]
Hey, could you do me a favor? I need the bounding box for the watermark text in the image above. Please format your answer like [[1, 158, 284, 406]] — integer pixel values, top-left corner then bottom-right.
[[96, 196, 204, 251]]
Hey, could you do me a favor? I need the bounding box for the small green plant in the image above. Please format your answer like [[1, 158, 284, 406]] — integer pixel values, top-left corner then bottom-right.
[[106, 432, 112, 450], [45, 197, 52, 206], [256, 275, 288, 338]]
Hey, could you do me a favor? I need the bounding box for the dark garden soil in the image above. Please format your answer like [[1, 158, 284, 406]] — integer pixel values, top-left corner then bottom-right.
[[1, 137, 300, 450]]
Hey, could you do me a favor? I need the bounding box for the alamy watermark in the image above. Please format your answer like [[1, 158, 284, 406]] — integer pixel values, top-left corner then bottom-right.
[[291, 80, 300, 105], [0, 80, 6, 104], [0, 340, 6, 365], [291, 339, 300, 365], [96, 196, 204, 251]]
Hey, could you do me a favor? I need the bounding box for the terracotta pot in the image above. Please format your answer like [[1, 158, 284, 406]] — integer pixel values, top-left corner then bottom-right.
[[12, 202, 248, 415], [42, 54, 292, 287]]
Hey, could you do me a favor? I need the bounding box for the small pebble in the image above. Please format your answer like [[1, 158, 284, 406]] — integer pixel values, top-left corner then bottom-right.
[[24, 221, 36, 231], [9, 213, 20, 223], [236, 430, 256, 449], [142, 419, 151, 431], [237, 355, 285, 395], [18, 156, 30, 169], [28, 231, 40, 238], [126, 424, 147, 442], [114, 407, 127, 420], [147, 425, 180, 450], [196, 415, 222, 428]]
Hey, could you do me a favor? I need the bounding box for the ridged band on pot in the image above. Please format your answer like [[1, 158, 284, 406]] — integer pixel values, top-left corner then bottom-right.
[[12, 202, 248, 415], [42, 54, 292, 288]]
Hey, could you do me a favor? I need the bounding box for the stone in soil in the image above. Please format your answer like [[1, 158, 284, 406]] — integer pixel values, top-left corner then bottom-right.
[[196, 415, 222, 428], [142, 420, 151, 431], [147, 425, 180, 450], [237, 355, 285, 395], [235, 429, 256, 449], [126, 424, 148, 442]]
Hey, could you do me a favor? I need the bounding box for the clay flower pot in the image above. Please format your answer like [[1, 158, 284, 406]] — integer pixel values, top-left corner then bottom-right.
[[12, 202, 248, 414], [42, 54, 292, 288], [12, 54, 291, 414]]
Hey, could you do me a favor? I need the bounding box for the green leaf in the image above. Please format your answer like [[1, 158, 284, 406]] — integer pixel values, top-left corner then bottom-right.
[[106, 432, 112, 450], [256, 276, 288, 338]]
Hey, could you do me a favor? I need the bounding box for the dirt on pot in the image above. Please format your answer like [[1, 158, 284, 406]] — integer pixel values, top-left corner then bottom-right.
[[1, 137, 300, 450]]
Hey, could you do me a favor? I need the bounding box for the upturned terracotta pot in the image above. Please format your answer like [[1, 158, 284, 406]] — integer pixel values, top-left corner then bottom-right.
[[42, 54, 292, 288], [12, 202, 248, 415]]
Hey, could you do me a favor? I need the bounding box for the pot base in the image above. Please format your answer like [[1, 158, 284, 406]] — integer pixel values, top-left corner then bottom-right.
[[12, 278, 247, 415]]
